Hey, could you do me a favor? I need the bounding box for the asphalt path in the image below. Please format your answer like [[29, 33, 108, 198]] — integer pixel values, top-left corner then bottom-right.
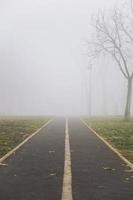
[[0, 117, 133, 200], [0, 118, 65, 200], [69, 118, 133, 200]]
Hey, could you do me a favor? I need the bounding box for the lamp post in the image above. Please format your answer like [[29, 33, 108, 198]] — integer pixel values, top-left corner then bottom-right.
[[88, 64, 92, 117]]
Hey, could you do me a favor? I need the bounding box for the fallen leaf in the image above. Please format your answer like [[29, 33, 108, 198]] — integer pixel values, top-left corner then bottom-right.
[[0, 163, 8, 166], [50, 173, 56, 176], [103, 167, 116, 171], [49, 150, 55, 154], [125, 169, 133, 173]]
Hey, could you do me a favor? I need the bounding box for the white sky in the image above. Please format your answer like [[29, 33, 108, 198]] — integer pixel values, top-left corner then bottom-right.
[[0, 0, 127, 116]]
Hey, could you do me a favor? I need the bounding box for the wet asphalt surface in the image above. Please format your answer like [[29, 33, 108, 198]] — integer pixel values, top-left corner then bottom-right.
[[0, 117, 133, 200], [69, 118, 133, 200]]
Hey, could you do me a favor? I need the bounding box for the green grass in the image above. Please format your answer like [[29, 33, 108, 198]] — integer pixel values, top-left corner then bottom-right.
[[84, 117, 133, 163], [0, 117, 50, 158]]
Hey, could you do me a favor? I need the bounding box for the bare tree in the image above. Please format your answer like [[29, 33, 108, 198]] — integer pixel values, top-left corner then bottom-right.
[[88, 1, 133, 120]]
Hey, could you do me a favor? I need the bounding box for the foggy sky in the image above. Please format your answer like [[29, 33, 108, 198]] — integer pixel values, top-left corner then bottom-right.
[[0, 0, 128, 116]]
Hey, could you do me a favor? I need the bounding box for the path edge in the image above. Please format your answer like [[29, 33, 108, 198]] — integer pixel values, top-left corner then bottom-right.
[[0, 119, 53, 164], [80, 118, 133, 170]]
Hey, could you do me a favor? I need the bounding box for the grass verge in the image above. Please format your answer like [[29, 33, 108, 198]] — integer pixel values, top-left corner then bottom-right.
[[0, 117, 50, 158], [83, 117, 133, 163]]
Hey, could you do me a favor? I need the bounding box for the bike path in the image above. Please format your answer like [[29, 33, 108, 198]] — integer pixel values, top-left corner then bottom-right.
[[69, 118, 133, 200], [0, 118, 65, 200]]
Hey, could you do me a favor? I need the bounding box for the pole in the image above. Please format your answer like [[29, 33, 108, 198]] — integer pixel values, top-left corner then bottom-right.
[[88, 64, 92, 117]]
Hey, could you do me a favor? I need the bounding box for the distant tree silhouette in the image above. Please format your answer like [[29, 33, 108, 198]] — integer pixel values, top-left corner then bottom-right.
[[88, 0, 133, 120]]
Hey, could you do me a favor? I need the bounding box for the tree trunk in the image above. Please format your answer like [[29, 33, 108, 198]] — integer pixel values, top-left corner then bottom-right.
[[124, 77, 133, 120]]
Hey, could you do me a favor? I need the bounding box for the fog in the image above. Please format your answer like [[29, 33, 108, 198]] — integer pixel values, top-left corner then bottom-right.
[[0, 0, 128, 116]]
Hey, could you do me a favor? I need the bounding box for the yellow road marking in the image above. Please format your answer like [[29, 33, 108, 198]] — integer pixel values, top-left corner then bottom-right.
[[61, 118, 73, 200]]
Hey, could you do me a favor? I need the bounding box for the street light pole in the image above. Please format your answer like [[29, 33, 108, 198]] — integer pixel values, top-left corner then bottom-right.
[[88, 64, 92, 117]]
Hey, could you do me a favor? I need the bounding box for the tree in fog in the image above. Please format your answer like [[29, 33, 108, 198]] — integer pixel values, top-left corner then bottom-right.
[[88, 0, 133, 120]]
